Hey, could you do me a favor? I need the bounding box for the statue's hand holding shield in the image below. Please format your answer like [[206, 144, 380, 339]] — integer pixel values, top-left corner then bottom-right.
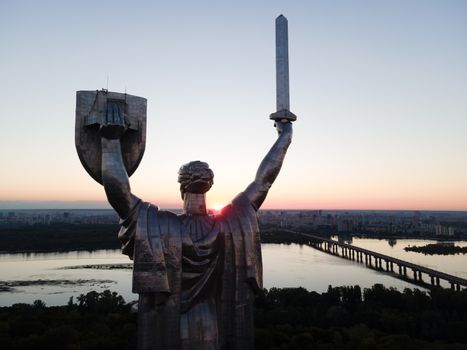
[[75, 90, 147, 184], [100, 99, 130, 140]]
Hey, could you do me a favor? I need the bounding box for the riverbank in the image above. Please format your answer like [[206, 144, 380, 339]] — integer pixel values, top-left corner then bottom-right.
[[0, 223, 120, 253], [1, 224, 465, 254]]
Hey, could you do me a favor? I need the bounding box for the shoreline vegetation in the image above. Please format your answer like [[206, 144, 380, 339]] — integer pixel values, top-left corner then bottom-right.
[[404, 243, 467, 255], [1, 285, 466, 349], [0, 223, 120, 253], [0, 279, 116, 293], [59, 263, 133, 270], [0, 223, 466, 254]]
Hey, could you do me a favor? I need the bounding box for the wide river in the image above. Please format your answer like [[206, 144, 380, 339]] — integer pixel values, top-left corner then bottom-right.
[[0, 237, 466, 306]]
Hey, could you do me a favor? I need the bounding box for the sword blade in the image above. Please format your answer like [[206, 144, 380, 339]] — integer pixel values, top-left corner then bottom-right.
[[275, 15, 289, 111]]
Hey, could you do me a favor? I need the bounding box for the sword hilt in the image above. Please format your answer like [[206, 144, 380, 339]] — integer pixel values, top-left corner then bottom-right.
[[269, 109, 297, 122]]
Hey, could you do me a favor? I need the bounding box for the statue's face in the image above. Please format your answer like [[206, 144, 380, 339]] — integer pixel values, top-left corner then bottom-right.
[[178, 161, 214, 198]]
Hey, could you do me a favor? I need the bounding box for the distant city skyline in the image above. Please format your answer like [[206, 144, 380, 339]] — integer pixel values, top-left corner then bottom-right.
[[1, 1, 466, 210]]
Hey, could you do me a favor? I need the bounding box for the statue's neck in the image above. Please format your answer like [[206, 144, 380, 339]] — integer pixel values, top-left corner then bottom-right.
[[183, 193, 207, 216]]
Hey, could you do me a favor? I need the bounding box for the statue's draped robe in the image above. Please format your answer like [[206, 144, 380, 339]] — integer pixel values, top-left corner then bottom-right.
[[118, 193, 262, 350]]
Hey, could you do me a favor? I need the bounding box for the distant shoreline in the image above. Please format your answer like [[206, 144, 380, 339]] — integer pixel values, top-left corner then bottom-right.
[[0, 224, 466, 254]]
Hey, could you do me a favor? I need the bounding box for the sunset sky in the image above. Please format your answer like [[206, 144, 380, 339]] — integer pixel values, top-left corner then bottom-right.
[[1, 0, 466, 210]]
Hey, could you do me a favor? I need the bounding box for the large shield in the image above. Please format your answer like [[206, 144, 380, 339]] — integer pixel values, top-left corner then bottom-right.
[[75, 90, 147, 184]]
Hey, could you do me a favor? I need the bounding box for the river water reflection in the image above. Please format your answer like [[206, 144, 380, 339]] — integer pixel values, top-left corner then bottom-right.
[[0, 238, 466, 306]]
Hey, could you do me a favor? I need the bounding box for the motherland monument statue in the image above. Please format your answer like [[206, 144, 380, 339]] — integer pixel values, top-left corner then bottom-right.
[[75, 15, 296, 350]]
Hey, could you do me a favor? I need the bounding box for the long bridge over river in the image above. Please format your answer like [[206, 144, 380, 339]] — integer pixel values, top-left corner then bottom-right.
[[286, 231, 467, 291]]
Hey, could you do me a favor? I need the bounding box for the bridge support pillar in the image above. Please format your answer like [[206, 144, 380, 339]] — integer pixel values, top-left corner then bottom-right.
[[385, 261, 389, 271], [451, 283, 455, 290], [390, 262, 393, 272], [456, 284, 461, 291], [431, 276, 435, 285], [413, 270, 418, 281], [399, 266, 402, 275], [436, 277, 440, 286], [418, 271, 423, 282]]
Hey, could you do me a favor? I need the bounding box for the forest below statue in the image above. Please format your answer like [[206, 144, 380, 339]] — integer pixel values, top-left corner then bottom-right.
[[1, 285, 466, 349]]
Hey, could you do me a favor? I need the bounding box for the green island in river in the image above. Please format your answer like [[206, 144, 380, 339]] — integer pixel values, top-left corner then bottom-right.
[[404, 243, 467, 255]]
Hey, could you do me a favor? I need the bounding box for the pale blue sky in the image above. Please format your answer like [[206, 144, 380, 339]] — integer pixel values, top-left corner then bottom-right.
[[1, 0, 466, 210]]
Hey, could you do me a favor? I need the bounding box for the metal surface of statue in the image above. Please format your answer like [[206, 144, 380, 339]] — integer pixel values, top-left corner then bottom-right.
[[75, 90, 147, 184], [270, 15, 296, 124], [75, 15, 295, 350]]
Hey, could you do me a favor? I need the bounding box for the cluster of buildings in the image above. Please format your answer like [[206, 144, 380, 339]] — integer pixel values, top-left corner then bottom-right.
[[259, 210, 467, 238], [2, 209, 466, 238], [0, 210, 118, 225]]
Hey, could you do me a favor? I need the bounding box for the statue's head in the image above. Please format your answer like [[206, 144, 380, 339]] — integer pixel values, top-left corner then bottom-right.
[[178, 161, 214, 199]]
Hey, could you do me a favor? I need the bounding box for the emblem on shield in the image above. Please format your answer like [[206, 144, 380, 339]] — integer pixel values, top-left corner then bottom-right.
[[75, 90, 147, 184]]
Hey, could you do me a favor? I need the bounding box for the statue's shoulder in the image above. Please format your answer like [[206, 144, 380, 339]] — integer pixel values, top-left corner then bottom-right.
[[164, 210, 180, 220], [219, 192, 257, 221], [231, 192, 257, 213], [147, 206, 180, 220], [137, 202, 180, 221]]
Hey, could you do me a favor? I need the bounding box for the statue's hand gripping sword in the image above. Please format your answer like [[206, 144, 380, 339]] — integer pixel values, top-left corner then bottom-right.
[[270, 15, 297, 123]]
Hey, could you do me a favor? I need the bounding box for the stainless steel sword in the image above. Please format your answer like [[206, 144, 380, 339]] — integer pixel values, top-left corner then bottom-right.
[[270, 14, 297, 122]]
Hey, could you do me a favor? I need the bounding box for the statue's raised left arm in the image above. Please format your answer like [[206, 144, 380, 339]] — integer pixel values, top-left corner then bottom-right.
[[100, 101, 139, 219], [244, 120, 293, 210]]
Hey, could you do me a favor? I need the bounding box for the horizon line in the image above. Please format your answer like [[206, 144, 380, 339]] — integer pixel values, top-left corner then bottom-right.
[[2, 207, 467, 213], [1, 201, 466, 212]]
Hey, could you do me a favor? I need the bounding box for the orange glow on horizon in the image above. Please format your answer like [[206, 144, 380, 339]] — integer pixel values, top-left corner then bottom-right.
[[209, 203, 224, 211], [3, 184, 467, 211]]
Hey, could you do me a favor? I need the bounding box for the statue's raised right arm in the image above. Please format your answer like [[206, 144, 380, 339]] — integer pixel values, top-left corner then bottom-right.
[[244, 119, 293, 210], [100, 101, 139, 219]]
